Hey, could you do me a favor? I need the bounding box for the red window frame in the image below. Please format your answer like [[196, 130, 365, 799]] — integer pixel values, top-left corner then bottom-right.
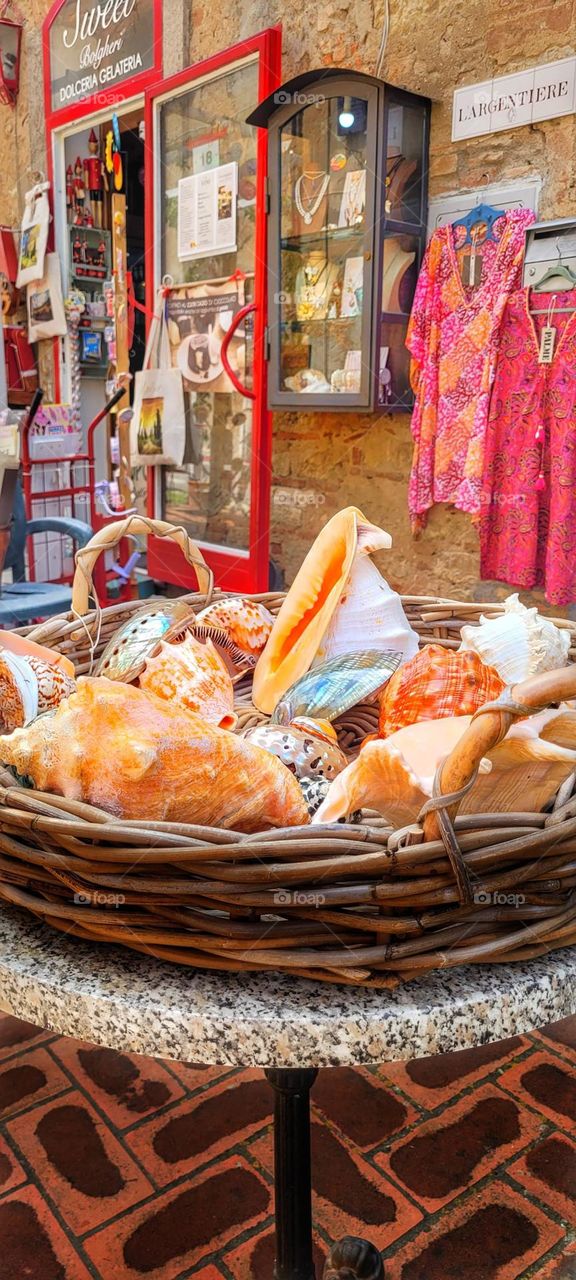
[[143, 26, 282, 596]]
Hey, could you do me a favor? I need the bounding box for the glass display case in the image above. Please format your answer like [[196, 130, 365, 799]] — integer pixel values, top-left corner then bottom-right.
[[248, 70, 430, 411]]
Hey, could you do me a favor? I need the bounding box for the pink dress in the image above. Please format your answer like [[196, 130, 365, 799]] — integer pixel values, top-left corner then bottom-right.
[[480, 287, 576, 606], [406, 209, 534, 532]]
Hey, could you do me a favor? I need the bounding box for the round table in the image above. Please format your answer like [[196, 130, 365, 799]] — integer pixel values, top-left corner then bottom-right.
[[1, 905, 575, 1280]]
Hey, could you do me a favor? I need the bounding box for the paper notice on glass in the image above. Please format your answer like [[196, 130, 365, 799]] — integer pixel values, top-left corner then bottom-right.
[[177, 162, 238, 261]]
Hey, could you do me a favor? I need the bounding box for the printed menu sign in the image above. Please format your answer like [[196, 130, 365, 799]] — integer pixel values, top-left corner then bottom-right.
[[177, 163, 238, 261], [48, 0, 156, 112]]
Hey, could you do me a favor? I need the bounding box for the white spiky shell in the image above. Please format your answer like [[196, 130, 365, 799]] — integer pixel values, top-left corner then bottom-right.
[[460, 594, 570, 684]]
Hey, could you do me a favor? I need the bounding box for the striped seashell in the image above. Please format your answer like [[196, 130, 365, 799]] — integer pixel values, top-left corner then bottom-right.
[[195, 598, 274, 668], [0, 649, 76, 732], [377, 644, 505, 738]]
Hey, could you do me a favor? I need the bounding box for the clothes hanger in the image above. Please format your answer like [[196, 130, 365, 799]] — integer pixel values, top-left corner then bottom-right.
[[451, 200, 506, 245], [530, 238, 576, 312]]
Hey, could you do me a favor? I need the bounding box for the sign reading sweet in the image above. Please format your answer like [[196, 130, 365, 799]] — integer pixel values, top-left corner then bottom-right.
[[48, 0, 156, 111], [452, 56, 576, 141]]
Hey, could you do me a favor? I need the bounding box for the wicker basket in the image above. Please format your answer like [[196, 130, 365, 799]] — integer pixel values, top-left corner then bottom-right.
[[2, 516, 576, 988]]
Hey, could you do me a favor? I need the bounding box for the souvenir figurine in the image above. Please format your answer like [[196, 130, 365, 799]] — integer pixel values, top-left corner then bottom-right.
[[84, 128, 108, 228], [73, 158, 85, 224], [66, 164, 74, 220]]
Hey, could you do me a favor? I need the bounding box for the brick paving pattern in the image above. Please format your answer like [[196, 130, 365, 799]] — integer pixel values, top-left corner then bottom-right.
[[0, 1013, 573, 1278]]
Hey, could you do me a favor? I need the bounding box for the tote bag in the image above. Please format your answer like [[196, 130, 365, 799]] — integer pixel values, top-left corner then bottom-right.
[[27, 254, 67, 342], [131, 292, 186, 467], [16, 182, 51, 288]]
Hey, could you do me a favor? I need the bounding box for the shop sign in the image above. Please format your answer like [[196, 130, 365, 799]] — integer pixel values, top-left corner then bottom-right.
[[48, 0, 156, 112], [452, 56, 576, 141]]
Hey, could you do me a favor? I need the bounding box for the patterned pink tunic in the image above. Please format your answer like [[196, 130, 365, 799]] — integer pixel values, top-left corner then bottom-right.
[[406, 209, 534, 532], [480, 287, 576, 607]]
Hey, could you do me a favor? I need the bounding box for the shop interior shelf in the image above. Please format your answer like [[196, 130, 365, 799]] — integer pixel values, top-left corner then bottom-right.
[[280, 226, 366, 248]]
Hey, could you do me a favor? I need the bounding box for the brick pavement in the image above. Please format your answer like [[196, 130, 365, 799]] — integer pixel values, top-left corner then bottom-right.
[[0, 1012, 573, 1278]]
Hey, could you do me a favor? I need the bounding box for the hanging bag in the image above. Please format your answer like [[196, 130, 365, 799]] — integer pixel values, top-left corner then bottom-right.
[[27, 254, 67, 342], [131, 291, 186, 467], [16, 182, 51, 288]]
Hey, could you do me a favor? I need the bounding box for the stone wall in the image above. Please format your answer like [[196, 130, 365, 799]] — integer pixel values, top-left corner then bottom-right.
[[1, 0, 574, 605]]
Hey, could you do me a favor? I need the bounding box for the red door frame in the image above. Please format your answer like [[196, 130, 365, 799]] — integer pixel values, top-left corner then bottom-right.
[[143, 26, 282, 595]]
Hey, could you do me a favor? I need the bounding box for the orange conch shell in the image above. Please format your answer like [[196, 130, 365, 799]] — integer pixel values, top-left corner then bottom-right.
[[378, 644, 505, 737], [313, 709, 576, 826], [139, 633, 236, 729], [196, 598, 274, 660], [253, 507, 417, 715], [0, 677, 309, 832]]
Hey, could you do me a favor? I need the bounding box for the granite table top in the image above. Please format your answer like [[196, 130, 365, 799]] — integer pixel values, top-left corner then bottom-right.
[[0, 905, 575, 1068]]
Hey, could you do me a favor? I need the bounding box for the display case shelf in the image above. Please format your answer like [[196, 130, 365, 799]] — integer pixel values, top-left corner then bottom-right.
[[248, 68, 430, 411]]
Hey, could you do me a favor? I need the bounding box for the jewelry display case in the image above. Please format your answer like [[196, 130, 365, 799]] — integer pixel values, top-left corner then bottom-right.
[[248, 69, 430, 412]]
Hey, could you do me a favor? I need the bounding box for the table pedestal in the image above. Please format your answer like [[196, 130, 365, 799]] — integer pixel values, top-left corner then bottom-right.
[[265, 1068, 384, 1280]]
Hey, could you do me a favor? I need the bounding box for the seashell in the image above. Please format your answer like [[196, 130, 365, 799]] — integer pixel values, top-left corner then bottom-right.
[[313, 718, 481, 828], [313, 709, 576, 826], [460, 707, 576, 815], [0, 677, 310, 832], [378, 644, 505, 738], [253, 507, 418, 714], [299, 775, 332, 816], [316, 526, 419, 668], [242, 716, 347, 784], [195, 599, 274, 668], [0, 630, 75, 680], [95, 600, 196, 684], [271, 649, 402, 725], [139, 633, 236, 729], [460, 593, 571, 684], [0, 649, 76, 732]]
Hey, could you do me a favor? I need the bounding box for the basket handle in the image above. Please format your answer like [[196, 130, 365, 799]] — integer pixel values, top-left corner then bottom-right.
[[423, 664, 576, 859], [72, 517, 214, 616]]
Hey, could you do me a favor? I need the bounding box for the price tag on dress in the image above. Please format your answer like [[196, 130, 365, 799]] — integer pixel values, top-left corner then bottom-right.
[[539, 326, 556, 364]]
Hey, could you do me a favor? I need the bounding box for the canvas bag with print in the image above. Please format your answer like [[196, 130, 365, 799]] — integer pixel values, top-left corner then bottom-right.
[[132, 292, 186, 467], [27, 254, 67, 342], [16, 182, 51, 288]]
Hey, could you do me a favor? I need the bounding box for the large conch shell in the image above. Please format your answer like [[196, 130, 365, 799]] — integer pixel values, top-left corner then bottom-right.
[[378, 644, 505, 738], [313, 710, 576, 827], [0, 649, 76, 731], [252, 507, 418, 714], [460, 594, 571, 684], [139, 633, 236, 729], [195, 598, 274, 669], [0, 678, 309, 832]]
